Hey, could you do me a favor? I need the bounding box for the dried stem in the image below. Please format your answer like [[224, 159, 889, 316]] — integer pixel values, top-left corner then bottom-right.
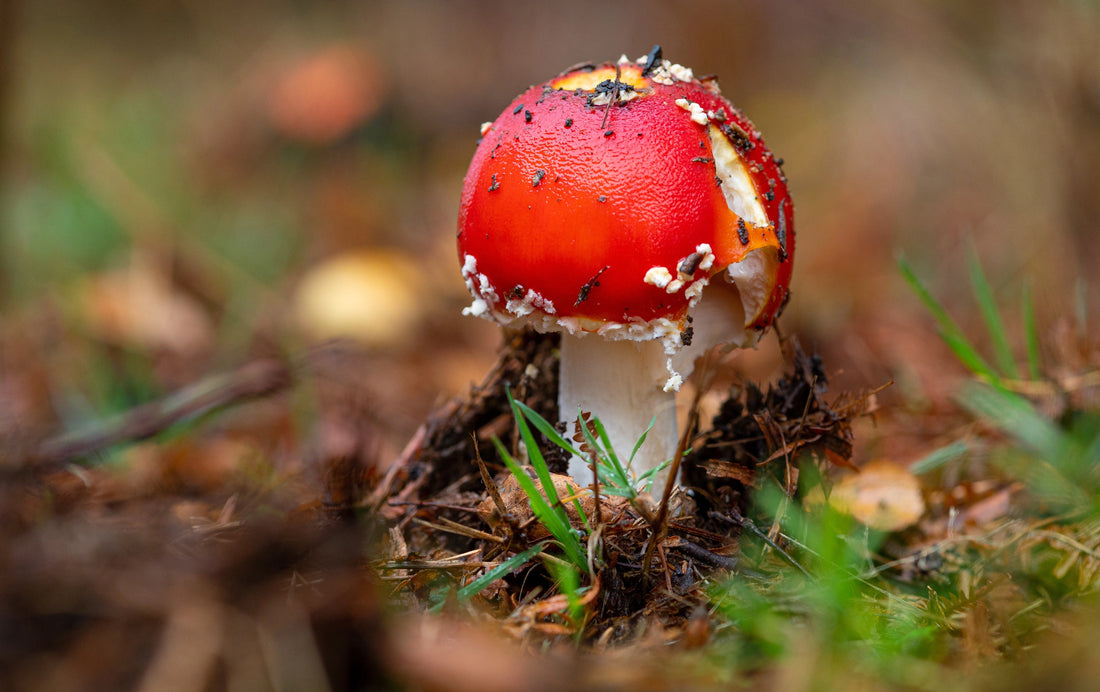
[[25, 358, 293, 473], [641, 350, 718, 584]]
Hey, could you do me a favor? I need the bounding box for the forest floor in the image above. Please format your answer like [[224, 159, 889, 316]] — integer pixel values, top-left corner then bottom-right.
[[2, 3, 1099, 690]]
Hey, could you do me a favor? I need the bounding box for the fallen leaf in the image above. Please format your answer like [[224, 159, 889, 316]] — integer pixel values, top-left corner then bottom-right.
[[79, 253, 213, 355]]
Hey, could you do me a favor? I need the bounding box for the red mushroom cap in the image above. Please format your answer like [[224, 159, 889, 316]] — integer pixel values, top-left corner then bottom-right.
[[457, 55, 793, 348]]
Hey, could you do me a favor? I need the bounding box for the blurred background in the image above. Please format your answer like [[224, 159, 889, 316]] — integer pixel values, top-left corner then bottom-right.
[[1, 0, 1097, 467]]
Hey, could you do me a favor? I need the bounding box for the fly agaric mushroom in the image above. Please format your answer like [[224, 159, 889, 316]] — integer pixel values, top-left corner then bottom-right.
[[457, 48, 794, 493]]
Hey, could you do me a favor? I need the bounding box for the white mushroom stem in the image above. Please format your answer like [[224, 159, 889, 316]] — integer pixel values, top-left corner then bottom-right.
[[560, 336, 679, 496], [559, 281, 749, 496]]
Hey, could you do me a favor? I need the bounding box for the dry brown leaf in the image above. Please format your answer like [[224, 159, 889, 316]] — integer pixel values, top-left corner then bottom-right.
[[700, 458, 756, 484], [476, 467, 627, 539], [79, 253, 213, 355], [387, 615, 568, 692]]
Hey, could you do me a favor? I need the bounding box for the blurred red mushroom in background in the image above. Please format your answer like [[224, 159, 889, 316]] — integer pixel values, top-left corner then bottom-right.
[[457, 47, 794, 492], [268, 44, 384, 145]]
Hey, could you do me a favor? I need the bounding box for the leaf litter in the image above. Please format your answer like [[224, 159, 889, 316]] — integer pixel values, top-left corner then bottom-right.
[[372, 329, 867, 645], [2, 313, 1099, 690]]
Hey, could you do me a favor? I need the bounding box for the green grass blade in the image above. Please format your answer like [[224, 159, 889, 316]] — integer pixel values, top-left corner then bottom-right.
[[514, 401, 586, 458], [957, 382, 1062, 461], [636, 467, 660, 493], [591, 415, 624, 473], [910, 440, 971, 475], [578, 410, 632, 491], [897, 254, 959, 336], [1021, 281, 1042, 380], [628, 416, 658, 467], [571, 497, 590, 531], [492, 437, 585, 568], [939, 332, 1002, 386], [1079, 426, 1100, 474], [966, 243, 1019, 379], [544, 556, 584, 627], [491, 437, 564, 529], [636, 457, 673, 483], [507, 391, 562, 507], [516, 400, 635, 496], [898, 254, 1001, 384], [432, 543, 546, 612], [590, 484, 633, 497]]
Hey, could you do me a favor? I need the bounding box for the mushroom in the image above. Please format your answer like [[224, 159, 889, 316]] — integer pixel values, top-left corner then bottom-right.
[[457, 49, 794, 493]]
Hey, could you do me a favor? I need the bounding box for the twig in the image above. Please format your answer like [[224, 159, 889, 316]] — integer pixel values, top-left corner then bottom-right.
[[366, 423, 427, 512], [832, 379, 894, 416], [589, 440, 604, 527], [657, 542, 673, 593], [412, 517, 505, 545], [710, 509, 812, 578], [641, 350, 716, 583], [12, 356, 294, 476], [378, 549, 492, 571], [474, 434, 509, 518], [668, 537, 739, 571]]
